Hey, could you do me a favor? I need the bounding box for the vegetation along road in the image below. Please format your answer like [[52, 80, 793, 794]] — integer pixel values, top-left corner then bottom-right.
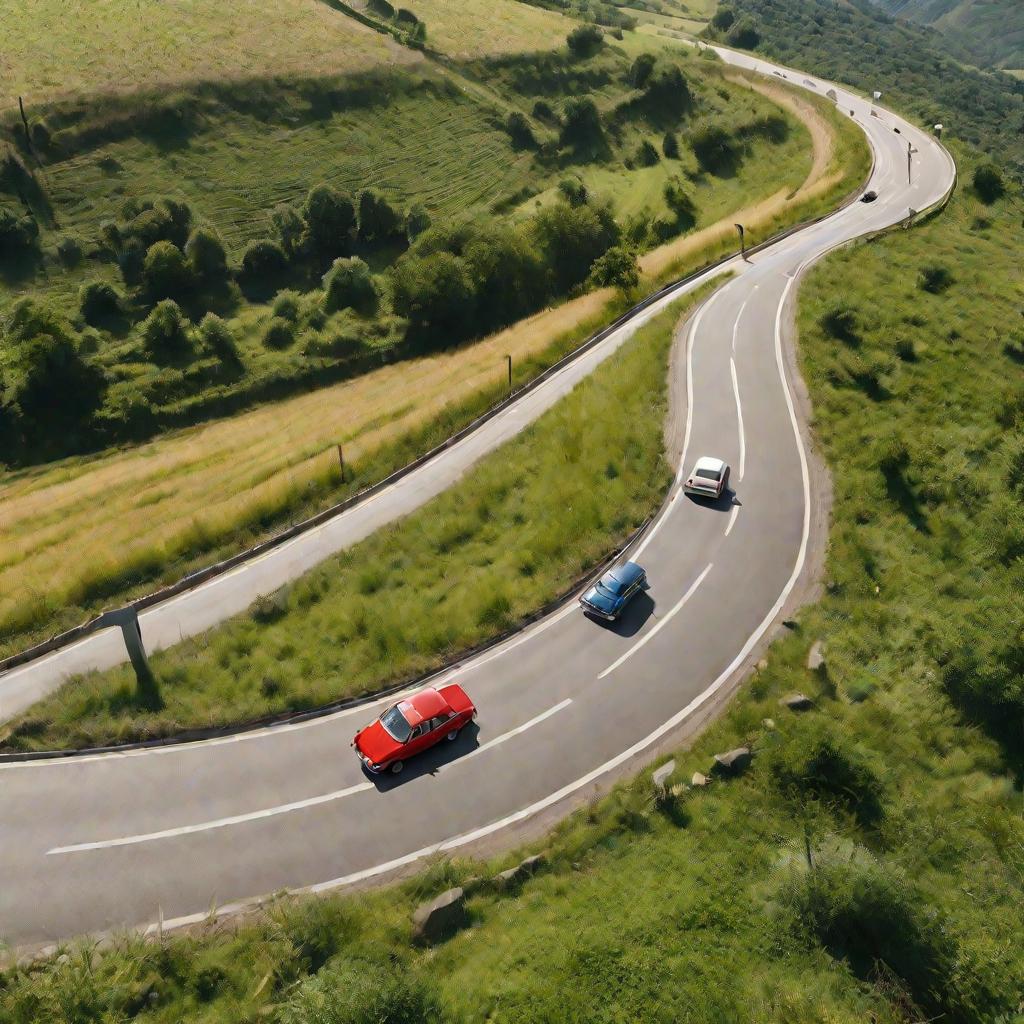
[[0, 43, 955, 948]]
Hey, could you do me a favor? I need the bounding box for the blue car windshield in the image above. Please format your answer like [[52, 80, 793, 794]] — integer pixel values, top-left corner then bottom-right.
[[380, 706, 412, 743], [600, 575, 627, 596]]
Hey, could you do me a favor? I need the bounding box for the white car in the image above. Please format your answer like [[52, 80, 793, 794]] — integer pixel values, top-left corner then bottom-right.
[[684, 456, 730, 499]]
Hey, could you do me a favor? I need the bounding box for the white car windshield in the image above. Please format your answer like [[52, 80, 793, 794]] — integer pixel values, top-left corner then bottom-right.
[[380, 706, 412, 743], [696, 468, 721, 480]]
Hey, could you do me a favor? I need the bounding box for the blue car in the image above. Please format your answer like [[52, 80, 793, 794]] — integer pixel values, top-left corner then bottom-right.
[[580, 561, 647, 621]]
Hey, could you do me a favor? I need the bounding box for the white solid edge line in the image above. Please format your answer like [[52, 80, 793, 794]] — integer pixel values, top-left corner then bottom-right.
[[724, 503, 740, 537], [48, 699, 573, 855], [597, 563, 713, 680], [730, 356, 746, 482]]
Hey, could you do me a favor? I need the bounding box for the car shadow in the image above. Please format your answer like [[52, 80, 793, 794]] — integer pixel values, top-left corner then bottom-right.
[[589, 590, 656, 638], [684, 488, 740, 512], [364, 722, 482, 791]]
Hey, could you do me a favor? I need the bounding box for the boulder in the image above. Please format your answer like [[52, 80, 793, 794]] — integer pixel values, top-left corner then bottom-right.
[[496, 854, 546, 890], [806, 640, 826, 673], [652, 759, 675, 793], [711, 747, 751, 776], [781, 692, 815, 712], [761, 718, 776, 731], [412, 887, 467, 945], [756, 658, 769, 673], [691, 771, 709, 787]]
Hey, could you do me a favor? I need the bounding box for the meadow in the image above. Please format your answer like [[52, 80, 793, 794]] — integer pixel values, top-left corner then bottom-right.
[[2, 151, 1022, 1022], [0, 47, 872, 654]]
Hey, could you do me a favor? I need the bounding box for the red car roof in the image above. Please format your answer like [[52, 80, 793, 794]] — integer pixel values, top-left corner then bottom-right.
[[397, 687, 448, 728]]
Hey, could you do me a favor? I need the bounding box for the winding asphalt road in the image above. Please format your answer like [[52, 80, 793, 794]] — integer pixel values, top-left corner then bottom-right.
[[0, 48, 955, 949]]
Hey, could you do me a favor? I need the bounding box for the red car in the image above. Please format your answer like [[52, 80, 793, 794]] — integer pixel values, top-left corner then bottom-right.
[[353, 684, 477, 775]]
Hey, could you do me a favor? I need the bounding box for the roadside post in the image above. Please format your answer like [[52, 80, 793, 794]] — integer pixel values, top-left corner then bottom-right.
[[735, 223, 746, 261]]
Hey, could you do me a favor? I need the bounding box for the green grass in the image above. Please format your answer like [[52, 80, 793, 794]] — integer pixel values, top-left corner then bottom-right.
[[2, 287, 714, 750]]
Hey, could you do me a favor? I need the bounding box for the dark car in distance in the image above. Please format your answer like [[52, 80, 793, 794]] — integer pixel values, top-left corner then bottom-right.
[[580, 561, 647, 621]]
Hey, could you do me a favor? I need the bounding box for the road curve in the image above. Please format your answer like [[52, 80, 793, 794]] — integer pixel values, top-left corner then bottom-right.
[[0, 49, 955, 949]]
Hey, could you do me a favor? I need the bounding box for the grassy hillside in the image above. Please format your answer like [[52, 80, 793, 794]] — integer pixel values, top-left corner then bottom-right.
[[0, 37, 867, 654], [716, 0, 1024, 180], [3, 147, 1022, 1024], [864, 0, 1024, 70]]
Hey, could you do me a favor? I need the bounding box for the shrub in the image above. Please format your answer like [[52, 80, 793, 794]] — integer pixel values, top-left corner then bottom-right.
[[272, 203, 306, 258], [629, 52, 656, 88], [663, 177, 697, 230], [126, 196, 193, 249], [185, 227, 228, 285], [141, 300, 191, 360], [79, 281, 122, 324], [821, 304, 861, 345], [241, 238, 288, 281], [0, 205, 39, 256], [972, 163, 1005, 203], [357, 189, 402, 245], [692, 124, 740, 175], [637, 139, 660, 166], [711, 6, 735, 30], [56, 234, 83, 267], [0, 299, 104, 436], [272, 290, 302, 322], [197, 313, 239, 364], [641, 65, 693, 120], [263, 316, 295, 350], [505, 110, 536, 150], [589, 245, 640, 291], [532, 199, 620, 293], [142, 240, 192, 299], [368, 0, 394, 15], [391, 250, 475, 339], [559, 97, 605, 153], [566, 24, 604, 59], [662, 131, 679, 158], [302, 184, 356, 264], [557, 178, 589, 207], [116, 236, 146, 285], [395, 7, 418, 25], [532, 99, 556, 123], [405, 203, 431, 243], [322, 257, 378, 314], [280, 959, 443, 1024], [918, 264, 953, 293], [727, 17, 761, 49], [463, 225, 548, 332]]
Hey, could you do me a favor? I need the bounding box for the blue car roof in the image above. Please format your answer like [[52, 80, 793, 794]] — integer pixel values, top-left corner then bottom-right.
[[605, 561, 644, 586]]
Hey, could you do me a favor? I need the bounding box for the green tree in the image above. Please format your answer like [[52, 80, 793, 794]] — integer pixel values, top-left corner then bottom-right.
[[629, 52, 656, 88], [638, 139, 660, 166], [464, 225, 548, 332], [262, 317, 295, 350], [391, 250, 475, 339], [0, 204, 39, 257], [641, 65, 693, 121], [505, 110, 537, 150], [272, 203, 306, 258], [405, 203, 431, 244], [712, 6, 735, 30], [79, 281, 122, 325], [566, 24, 604, 59], [241, 238, 288, 282], [185, 227, 228, 286], [662, 132, 680, 158], [322, 257, 378, 314], [532, 199, 620, 293], [972, 163, 1005, 204], [692, 124, 740, 175], [142, 240, 192, 299], [589, 245, 640, 292], [197, 312, 240, 365], [357, 189, 403, 245], [560, 97, 605, 154], [141, 300, 191, 361], [558, 178, 589, 206], [301, 184, 356, 265]]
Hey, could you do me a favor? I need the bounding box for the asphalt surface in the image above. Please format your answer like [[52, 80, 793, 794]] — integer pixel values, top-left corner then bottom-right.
[[0, 48, 956, 949]]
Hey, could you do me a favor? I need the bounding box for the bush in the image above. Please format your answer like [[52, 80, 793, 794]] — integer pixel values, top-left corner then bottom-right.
[[532, 99, 557, 123], [821, 304, 860, 345], [56, 234, 83, 267], [662, 131, 679, 158], [629, 52, 656, 89], [262, 316, 295, 350], [197, 313, 239, 364], [559, 97, 605, 154], [918, 264, 953, 294], [125, 196, 193, 249], [185, 227, 228, 285], [637, 139, 660, 166], [241, 238, 288, 281], [505, 110, 537, 150], [972, 163, 1005, 203], [405, 203, 431, 243], [141, 300, 191, 360], [302, 184, 356, 265], [663, 177, 697, 230], [272, 203, 306, 258], [368, 0, 394, 16], [589, 245, 640, 291], [0, 300, 105, 438], [322, 257, 378, 314], [711, 6, 735, 30], [280, 959, 443, 1024], [142, 240, 192, 299], [532, 199, 620, 293], [557, 178, 589, 207], [79, 281, 122, 324], [641, 65, 693, 120], [566, 24, 604, 59], [391, 250, 476, 339], [464, 225, 548, 332], [272, 290, 302, 322], [727, 16, 761, 49], [0, 205, 39, 256], [357, 189, 403, 245], [692, 124, 740, 175]]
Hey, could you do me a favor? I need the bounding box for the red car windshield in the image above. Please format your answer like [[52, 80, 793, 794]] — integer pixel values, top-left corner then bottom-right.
[[380, 706, 412, 743]]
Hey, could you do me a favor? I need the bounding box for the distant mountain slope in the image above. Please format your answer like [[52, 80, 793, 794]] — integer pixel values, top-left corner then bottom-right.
[[865, 0, 1024, 69]]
